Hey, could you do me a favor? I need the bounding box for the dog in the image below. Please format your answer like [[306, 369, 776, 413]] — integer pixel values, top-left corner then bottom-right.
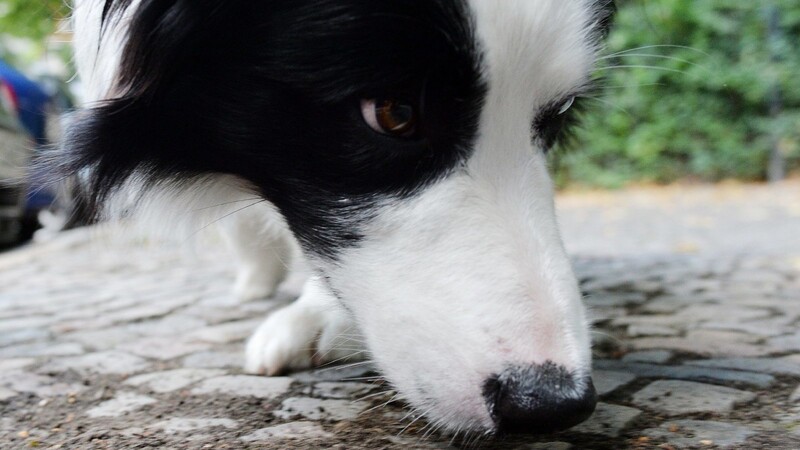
[[60, 0, 615, 436]]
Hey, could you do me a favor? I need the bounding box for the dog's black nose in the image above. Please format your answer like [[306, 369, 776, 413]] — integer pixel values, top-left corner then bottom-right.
[[483, 362, 597, 434]]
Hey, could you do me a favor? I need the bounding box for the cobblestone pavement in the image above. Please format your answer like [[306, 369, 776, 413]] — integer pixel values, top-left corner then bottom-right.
[[1, 181, 799, 449]]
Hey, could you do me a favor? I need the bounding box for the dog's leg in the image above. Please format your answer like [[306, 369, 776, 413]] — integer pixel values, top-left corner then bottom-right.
[[220, 206, 292, 301], [245, 276, 365, 375]]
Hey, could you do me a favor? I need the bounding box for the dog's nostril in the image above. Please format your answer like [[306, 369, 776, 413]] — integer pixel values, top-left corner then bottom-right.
[[483, 362, 597, 435]]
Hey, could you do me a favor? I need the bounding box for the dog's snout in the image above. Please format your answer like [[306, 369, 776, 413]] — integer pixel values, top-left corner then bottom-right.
[[483, 362, 597, 434]]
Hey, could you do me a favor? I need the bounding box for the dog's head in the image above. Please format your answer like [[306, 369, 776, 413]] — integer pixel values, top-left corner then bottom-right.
[[65, 0, 614, 435]]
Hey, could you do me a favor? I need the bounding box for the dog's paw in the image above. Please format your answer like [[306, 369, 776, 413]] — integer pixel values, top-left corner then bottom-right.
[[244, 279, 363, 375]]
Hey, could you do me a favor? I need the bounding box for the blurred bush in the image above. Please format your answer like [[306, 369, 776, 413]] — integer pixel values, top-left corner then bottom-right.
[[0, 1, 71, 71], [0, 0, 66, 39], [555, 0, 800, 188]]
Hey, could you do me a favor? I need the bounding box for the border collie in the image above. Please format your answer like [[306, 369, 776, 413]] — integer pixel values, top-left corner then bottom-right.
[[61, 0, 614, 436]]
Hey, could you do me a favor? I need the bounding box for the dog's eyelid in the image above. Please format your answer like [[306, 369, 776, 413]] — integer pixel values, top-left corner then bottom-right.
[[557, 96, 576, 115]]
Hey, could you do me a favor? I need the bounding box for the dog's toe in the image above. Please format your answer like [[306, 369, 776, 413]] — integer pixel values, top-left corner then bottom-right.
[[244, 303, 319, 375], [244, 278, 365, 376]]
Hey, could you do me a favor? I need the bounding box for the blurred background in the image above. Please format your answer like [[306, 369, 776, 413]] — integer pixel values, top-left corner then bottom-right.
[[0, 0, 798, 246]]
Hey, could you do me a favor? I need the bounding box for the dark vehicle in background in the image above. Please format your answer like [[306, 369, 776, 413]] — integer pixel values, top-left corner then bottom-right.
[[0, 59, 58, 245]]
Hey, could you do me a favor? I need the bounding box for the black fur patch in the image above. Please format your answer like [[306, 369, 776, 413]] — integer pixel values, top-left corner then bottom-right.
[[533, 0, 615, 150], [60, 0, 486, 258]]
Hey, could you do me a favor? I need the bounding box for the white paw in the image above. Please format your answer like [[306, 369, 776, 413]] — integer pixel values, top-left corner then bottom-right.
[[244, 278, 364, 375]]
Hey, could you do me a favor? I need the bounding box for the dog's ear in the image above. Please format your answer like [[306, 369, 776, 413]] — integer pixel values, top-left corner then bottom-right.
[[57, 0, 254, 213]]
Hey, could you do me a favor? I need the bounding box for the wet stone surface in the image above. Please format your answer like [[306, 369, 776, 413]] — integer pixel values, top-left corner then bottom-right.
[[1, 182, 799, 449]]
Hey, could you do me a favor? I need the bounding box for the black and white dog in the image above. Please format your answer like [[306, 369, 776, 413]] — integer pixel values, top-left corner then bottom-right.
[[63, 0, 614, 436]]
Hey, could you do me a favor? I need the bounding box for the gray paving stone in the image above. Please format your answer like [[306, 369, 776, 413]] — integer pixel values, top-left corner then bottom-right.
[[593, 370, 637, 396], [595, 360, 775, 387], [700, 316, 795, 337], [627, 324, 680, 337], [0, 328, 51, 347], [37, 351, 151, 375], [187, 319, 262, 344], [273, 397, 370, 421], [632, 380, 756, 415], [640, 296, 706, 314], [61, 328, 142, 351], [621, 350, 673, 364], [0, 358, 36, 371], [125, 368, 226, 393], [149, 417, 238, 433], [767, 333, 800, 353], [782, 354, 800, 365], [0, 371, 85, 397], [612, 315, 686, 329], [643, 420, 757, 449], [630, 330, 766, 357], [191, 375, 293, 399], [86, 392, 157, 418], [571, 403, 641, 437], [181, 350, 243, 369], [119, 336, 211, 360], [587, 306, 627, 324], [292, 364, 378, 383], [0, 342, 84, 358], [123, 315, 207, 337], [0, 387, 17, 401], [240, 421, 334, 442], [585, 292, 648, 307], [684, 357, 800, 377], [675, 304, 772, 322], [0, 316, 53, 333], [791, 385, 800, 403], [309, 382, 379, 399]]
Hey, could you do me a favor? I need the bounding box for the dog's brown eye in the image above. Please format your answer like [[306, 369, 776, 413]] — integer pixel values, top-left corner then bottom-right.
[[361, 98, 419, 137]]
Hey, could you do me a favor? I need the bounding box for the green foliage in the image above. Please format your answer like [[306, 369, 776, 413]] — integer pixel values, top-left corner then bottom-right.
[[556, 0, 800, 187], [0, 0, 68, 39]]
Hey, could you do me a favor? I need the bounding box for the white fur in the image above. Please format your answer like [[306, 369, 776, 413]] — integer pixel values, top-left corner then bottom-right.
[[73, 0, 134, 102], [245, 277, 364, 375], [73, 0, 603, 434], [218, 200, 294, 301]]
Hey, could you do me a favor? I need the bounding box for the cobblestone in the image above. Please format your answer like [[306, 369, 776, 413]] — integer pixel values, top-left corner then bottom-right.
[[273, 397, 370, 421], [149, 417, 239, 433], [37, 350, 151, 375], [683, 357, 800, 377], [570, 403, 642, 437], [190, 375, 294, 399], [240, 422, 334, 442], [631, 380, 757, 415], [593, 370, 637, 396], [642, 420, 757, 449], [124, 368, 226, 393], [1, 182, 798, 448], [621, 350, 673, 364], [594, 360, 776, 387], [86, 392, 157, 418]]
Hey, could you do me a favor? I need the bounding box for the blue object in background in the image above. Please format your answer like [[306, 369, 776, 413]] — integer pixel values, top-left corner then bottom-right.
[[0, 58, 55, 213], [0, 59, 50, 143]]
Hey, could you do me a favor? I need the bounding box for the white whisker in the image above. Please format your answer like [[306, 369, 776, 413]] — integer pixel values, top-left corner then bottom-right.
[[596, 64, 687, 75], [604, 44, 709, 58]]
